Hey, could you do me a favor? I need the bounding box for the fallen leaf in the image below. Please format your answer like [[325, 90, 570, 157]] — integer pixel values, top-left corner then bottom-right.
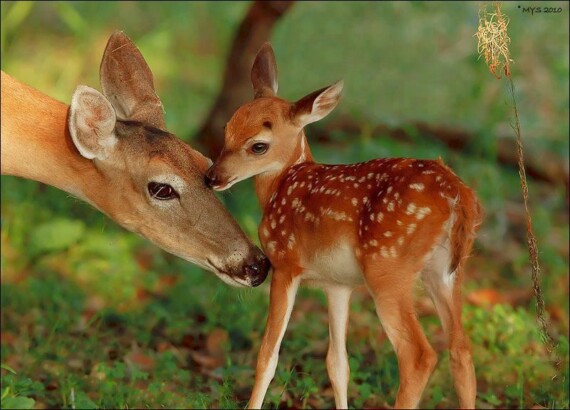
[[189, 350, 224, 369], [206, 328, 229, 357], [134, 248, 154, 271], [1, 331, 17, 346], [125, 343, 156, 372], [467, 288, 505, 306]]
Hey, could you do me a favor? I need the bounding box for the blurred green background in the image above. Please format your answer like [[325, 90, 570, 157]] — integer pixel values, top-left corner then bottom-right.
[[1, 1, 568, 409]]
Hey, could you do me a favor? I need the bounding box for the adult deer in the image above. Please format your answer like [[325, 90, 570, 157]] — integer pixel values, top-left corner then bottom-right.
[[206, 43, 482, 408], [1, 32, 270, 288]]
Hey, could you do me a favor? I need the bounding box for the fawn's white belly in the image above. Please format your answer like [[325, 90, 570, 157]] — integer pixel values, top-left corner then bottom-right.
[[301, 241, 364, 288]]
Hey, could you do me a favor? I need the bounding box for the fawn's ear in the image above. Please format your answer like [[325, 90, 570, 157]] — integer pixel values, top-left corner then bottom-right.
[[291, 80, 344, 127], [251, 42, 278, 98], [69, 85, 117, 160], [99, 31, 165, 130]]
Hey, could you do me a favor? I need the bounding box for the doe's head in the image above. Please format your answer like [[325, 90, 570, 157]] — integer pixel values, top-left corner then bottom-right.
[[68, 32, 269, 287], [206, 43, 344, 190]]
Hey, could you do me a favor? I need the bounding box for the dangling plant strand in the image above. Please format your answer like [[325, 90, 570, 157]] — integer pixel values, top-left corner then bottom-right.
[[475, 1, 562, 379]]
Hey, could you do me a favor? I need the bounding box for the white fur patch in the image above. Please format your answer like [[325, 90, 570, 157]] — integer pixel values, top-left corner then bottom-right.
[[302, 241, 364, 287]]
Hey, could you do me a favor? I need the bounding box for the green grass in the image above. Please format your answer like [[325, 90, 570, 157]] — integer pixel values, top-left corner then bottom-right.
[[1, 2, 569, 409], [2, 130, 568, 409]]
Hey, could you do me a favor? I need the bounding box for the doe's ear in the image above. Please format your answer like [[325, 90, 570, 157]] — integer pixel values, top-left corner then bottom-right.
[[99, 31, 165, 130], [291, 80, 344, 128], [251, 42, 278, 98], [69, 85, 117, 160]]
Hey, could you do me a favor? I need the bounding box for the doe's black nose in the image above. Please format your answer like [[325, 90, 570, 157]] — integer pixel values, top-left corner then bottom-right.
[[244, 254, 271, 287]]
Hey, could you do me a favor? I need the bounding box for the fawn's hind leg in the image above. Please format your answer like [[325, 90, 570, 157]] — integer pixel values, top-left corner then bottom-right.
[[365, 263, 438, 409], [422, 241, 476, 409]]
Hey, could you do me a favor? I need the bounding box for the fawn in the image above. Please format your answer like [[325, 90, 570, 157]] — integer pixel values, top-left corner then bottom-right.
[[205, 43, 482, 409]]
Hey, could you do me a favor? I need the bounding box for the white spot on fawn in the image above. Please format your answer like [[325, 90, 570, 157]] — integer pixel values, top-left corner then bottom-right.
[[409, 183, 425, 192], [380, 247, 389, 258], [384, 231, 392, 237], [406, 203, 417, 215], [287, 234, 296, 250], [267, 241, 277, 254], [323, 209, 349, 221], [397, 236, 405, 246], [352, 198, 358, 206], [387, 201, 395, 212], [416, 207, 432, 220], [407, 223, 416, 235]]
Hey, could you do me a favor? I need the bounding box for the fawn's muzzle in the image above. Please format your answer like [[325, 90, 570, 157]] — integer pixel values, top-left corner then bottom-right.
[[204, 171, 219, 188]]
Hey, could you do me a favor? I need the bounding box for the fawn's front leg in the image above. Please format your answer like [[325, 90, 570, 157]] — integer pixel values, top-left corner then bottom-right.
[[325, 285, 352, 409], [247, 272, 301, 409]]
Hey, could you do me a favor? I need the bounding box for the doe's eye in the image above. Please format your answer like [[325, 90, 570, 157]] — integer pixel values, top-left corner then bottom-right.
[[148, 182, 179, 200], [251, 142, 269, 155]]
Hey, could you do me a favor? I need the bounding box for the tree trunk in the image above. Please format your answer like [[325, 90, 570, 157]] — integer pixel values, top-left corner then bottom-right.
[[194, 0, 295, 158]]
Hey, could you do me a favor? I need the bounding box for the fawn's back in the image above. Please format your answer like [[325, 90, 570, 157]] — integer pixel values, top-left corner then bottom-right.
[[260, 157, 480, 287]]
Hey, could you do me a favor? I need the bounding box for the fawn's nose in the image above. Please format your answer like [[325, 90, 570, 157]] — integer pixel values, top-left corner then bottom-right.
[[204, 171, 218, 188]]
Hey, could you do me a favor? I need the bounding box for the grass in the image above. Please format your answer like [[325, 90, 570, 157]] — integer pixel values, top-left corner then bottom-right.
[[2, 130, 568, 409], [1, 2, 569, 409]]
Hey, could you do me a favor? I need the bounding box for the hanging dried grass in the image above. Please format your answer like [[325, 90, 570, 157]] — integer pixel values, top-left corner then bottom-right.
[[475, 1, 562, 379], [475, 2, 513, 78]]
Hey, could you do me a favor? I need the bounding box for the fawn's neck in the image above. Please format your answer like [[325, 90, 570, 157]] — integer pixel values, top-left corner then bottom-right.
[[254, 130, 313, 210]]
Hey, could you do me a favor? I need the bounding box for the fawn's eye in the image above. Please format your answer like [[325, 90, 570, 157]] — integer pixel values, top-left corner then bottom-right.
[[148, 182, 180, 200], [250, 142, 269, 155]]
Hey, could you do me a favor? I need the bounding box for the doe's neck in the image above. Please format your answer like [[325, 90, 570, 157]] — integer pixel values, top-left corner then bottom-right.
[[254, 130, 313, 210], [1, 71, 106, 211]]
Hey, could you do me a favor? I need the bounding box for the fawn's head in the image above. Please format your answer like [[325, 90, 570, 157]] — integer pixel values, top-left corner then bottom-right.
[[206, 43, 343, 190], [67, 32, 269, 287]]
